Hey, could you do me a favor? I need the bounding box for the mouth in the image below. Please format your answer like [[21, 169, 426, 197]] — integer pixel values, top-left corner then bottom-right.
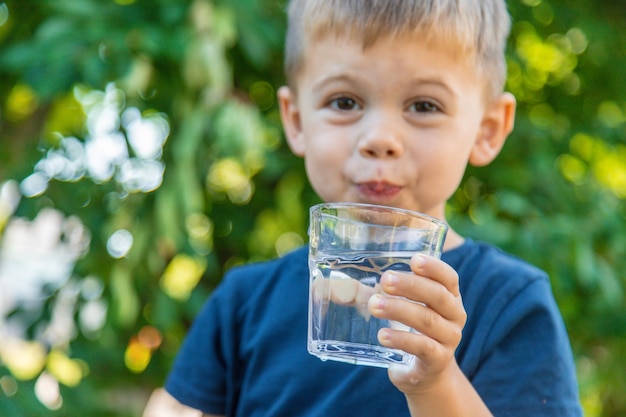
[[356, 181, 402, 200]]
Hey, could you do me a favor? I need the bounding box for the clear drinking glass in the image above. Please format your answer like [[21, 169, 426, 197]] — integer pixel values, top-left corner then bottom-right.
[[307, 202, 448, 368]]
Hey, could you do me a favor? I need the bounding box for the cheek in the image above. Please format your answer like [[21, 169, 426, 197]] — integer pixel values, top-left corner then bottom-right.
[[304, 125, 352, 166], [303, 141, 352, 199], [415, 140, 471, 196], [304, 158, 337, 200]]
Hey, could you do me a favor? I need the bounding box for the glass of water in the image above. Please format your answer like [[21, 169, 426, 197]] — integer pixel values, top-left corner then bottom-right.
[[307, 202, 448, 368]]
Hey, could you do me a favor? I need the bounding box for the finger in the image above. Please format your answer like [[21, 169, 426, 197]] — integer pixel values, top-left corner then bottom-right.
[[377, 326, 450, 367], [411, 254, 460, 296], [378, 271, 466, 323], [369, 294, 462, 346]]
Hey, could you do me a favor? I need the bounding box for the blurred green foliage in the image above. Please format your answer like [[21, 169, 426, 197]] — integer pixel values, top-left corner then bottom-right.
[[0, 0, 624, 416]]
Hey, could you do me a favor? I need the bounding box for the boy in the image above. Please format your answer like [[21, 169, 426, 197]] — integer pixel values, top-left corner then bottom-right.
[[153, 0, 583, 416]]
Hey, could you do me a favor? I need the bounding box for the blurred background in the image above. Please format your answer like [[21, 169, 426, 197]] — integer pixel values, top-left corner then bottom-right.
[[0, 0, 624, 415]]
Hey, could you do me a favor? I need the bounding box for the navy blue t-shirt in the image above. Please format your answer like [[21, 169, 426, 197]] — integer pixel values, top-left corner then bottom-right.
[[165, 239, 582, 416]]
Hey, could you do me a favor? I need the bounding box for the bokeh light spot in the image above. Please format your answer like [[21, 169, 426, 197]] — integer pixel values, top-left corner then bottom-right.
[[570, 133, 596, 161], [597, 101, 624, 128], [160, 254, 207, 301], [46, 350, 85, 387], [0, 375, 18, 396], [34, 372, 62, 410], [275, 232, 304, 257], [566, 28, 588, 55], [106, 229, 133, 258], [138, 325, 163, 350], [250, 81, 275, 111], [207, 158, 254, 204], [0, 3, 9, 27], [6, 84, 38, 122], [124, 337, 152, 373], [532, 1, 554, 26], [0, 339, 47, 380], [558, 154, 587, 184], [529, 103, 556, 128]]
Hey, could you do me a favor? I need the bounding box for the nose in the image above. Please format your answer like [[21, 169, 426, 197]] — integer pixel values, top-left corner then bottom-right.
[[357, 115, 404, 159]]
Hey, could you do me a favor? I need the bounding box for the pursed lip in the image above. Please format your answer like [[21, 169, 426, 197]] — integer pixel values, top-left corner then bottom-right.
[[356, 181, 402, 201]]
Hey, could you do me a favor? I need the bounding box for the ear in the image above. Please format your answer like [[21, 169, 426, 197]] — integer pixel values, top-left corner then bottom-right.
[[277, 86, 306, 157], [469, 92, 516, 167]]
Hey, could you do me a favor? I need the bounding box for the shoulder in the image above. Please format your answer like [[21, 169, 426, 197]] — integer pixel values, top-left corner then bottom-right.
[[224, 245, 308, 279], [450, 239, 567, 361], [209, 246, 309, 312], [444, 239, 549, 305], [180, 246, 310, 357], [444, 238, 547, 283], [448, 242, 581, 415], [246, 245, 308, 269], [447, 239, 564, 357]]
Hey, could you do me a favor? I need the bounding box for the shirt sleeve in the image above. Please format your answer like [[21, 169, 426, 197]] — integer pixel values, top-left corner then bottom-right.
[[164, 280, 235, 415], [471, 277, 582, 416]]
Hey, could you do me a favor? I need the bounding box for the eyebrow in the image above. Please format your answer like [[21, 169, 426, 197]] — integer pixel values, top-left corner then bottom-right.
[[310, 73, 357, 91], [311, 72, 459, 100], [410, 78, 459, 99]]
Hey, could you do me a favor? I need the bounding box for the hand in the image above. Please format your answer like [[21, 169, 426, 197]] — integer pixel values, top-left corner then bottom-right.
[[311, 270, 379, 320], [367, 253, 467, 395]]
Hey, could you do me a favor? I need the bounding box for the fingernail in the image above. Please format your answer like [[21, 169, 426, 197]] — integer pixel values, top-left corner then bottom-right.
[[371, 294, 386, 310], [384, 271, 398, 286], [413, 254, 426, 268], [379, 328, 392, 343]]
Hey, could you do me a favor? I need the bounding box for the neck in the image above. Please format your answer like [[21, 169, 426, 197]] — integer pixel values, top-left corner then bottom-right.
[[443, 228, 465, 252]]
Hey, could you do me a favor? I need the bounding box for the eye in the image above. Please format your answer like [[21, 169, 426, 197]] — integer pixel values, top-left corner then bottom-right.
[[409, 100, 441, 113], [329, 96, 361, 111]]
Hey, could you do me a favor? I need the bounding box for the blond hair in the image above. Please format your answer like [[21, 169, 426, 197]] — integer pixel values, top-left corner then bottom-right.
[[284, 0, 511, 99]]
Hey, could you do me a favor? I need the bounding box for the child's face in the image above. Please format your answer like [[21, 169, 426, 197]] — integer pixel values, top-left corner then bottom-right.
[[279, 33, 513, 220]]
